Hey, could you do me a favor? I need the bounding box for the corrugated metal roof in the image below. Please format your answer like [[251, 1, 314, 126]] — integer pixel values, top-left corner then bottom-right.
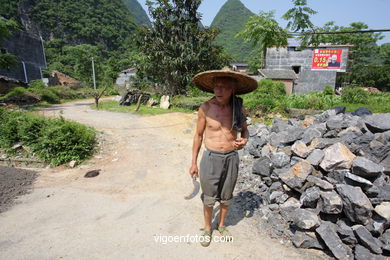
[[258, 69, 298, 80]]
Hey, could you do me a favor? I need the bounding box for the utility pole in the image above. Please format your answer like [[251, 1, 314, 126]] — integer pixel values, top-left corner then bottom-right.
[[92, 57, 96, 90]]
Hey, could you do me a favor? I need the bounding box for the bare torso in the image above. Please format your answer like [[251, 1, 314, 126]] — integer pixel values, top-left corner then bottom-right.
[[203, 97, 237, 152]]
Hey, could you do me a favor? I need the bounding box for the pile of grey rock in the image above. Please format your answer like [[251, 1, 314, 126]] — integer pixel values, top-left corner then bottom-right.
[[238, 107, 390, 259], [119, 89, 151, 106]]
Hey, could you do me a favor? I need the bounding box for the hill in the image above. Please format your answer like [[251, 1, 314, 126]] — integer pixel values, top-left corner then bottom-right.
[[0, 0, 137, 51], [210, 0, 256, 62], [123, 0, 151, 26]]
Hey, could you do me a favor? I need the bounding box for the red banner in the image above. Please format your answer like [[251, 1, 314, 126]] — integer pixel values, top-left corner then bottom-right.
[[312, 49, 343, 70]]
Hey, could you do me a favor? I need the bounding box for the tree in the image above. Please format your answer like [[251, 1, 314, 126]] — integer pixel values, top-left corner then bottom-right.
[[236, 11, 289, 68], [0, 17, 18, 69], [135, 0, 229, 96], [282, 0, 317, 32]]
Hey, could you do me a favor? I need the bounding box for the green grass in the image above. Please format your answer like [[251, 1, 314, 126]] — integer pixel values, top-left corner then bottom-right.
[[90, 100, 192, 115]]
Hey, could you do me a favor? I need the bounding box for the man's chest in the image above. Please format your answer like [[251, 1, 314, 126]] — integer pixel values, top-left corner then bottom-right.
[[205, 109, 232, 130]]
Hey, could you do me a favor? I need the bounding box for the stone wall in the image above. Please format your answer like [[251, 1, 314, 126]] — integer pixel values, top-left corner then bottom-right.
[[0, 31, 46, 83]]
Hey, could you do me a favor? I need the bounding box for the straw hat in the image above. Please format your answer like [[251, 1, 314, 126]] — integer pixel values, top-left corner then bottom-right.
[[192, 67, 258, 95]]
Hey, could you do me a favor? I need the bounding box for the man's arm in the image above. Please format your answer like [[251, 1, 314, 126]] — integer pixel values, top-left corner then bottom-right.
[[189, 103, 207, 178]]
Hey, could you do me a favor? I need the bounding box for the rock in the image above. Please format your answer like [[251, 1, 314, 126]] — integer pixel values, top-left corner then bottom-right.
[[337, 219, 358, 246], [320, 143, 356, 171], [291, 141, 313, 158], [336, 184, 374, 225], [288, 118, 302, 126], [338, 126, 363, 138], [252, 156, 273, 177], [320, 190, 343, 214], [292, 231, 324, 249], [306, 149, 325, 166], [69, 160, 77, 168], [300, 186, 320, 208], [292, 208, 321, 230], [120, 89, 150, 106], [302, 128, 323, 145], [380, 229, 390, 255], [363, 113, 390, 133], [374, 202, 390, 221], [281, 126, 305, 145], [269, 181, 283, 193], [316, 222, 352, 260], [306, 175, 334, 190], [312, 137, 341, 149], [270, 191, 288, 204], [303, 116, 316, 127], [353, 225, 383, 254], [352, 156, 384, 178], [366, 215, 388, 237], [280, 197, 302, 209], [327, 114, 351, 130], [271, 118, 289, 133], [159, 95, 170, 109], [279, 160, 313, 190], [146, 98, 158, 107], [332, 106, 346, 115], [270, 152, 290, 168], [261, 144, 276, 158], [354, 244, 382, 260], [352, 107, 373, 117], [345, 172, 374, 187]]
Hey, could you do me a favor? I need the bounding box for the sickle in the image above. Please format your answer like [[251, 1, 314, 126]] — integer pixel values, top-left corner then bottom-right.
[[184, 176, 200, 200]]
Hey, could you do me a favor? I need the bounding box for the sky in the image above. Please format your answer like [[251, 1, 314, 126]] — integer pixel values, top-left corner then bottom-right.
[[137, 0, 390, 45]]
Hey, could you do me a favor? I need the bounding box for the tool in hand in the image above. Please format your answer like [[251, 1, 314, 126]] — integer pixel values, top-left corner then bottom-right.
[[184, 175, 200, 200]]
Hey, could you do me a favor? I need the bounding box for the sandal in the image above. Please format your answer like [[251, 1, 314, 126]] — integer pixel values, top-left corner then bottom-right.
[[200, 230, 212, 247], [218, 226, 233, 241]]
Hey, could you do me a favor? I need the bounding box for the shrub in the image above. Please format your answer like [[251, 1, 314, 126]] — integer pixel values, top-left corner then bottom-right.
[[341, 87, 369, 104], [171, 95, 211, 110], [322, 85, 334, 96], [32, 117, 97, 166], [28, 80, 46, 89], [30, 87, 61, 104], [0, 108, 97, 166]]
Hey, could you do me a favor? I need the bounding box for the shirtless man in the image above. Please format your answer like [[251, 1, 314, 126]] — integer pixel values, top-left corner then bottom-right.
[[190, 68, 257, 247]]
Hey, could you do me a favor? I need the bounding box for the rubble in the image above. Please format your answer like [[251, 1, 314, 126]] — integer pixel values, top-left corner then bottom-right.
[[237, 108, 390, 259]]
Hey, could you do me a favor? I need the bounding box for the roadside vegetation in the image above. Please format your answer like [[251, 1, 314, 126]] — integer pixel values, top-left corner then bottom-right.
[[0, 107, 98, 166]]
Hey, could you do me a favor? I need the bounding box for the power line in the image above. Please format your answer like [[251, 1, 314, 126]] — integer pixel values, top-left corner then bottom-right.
[[290, 29, 390, 36]]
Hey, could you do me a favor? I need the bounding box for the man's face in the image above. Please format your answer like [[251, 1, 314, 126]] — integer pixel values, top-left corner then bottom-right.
[[213, 78, 235, 104]]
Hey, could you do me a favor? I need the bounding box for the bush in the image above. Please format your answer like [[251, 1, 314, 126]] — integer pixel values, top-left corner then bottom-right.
[[28, 80, 46, 89], [0, 108, 97, 166], [341, 87, 369, 104], [30, 87, 61, 104], [322, 85, 334, 96], [171, 95, 211, 110]]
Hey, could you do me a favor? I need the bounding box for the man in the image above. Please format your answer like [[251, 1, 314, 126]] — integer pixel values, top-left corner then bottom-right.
[[189, 67, 257, 247], [328, 54, 341, 67]]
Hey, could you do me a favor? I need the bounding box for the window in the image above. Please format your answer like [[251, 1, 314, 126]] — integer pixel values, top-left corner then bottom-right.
[[292, 66, 301, 74]]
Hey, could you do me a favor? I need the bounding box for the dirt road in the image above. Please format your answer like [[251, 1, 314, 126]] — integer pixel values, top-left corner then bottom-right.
[[0, 98, 326, 259]]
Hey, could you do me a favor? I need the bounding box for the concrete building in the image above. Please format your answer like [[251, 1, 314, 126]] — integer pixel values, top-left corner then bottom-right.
[[115, 68, 136, 88], [0, 31, 47, 84], [264, 38, 350, 94], [230, 62, 249, 73]]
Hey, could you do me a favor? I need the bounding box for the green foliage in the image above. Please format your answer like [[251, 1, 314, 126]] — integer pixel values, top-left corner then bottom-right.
[[210, 0, 256, 61], [282, 0, 317, 32], [29, 87, 61, 104], [136, 0, 230, 96], [27, 0, 136, 51], [93, 100, 192, 114], [0, 17, 19, 69], [171, 95, 211, 110], [123, 0, 151, 26], [242, 79, 286, 113], [0, 0, 19, 21], [29, 80, 46, 89], [284, 92, 340, 110], [322, 85, 334, 95], [236, 11, 290, 68], [341, 87, 369, 104], [0, 107, 97, 166]]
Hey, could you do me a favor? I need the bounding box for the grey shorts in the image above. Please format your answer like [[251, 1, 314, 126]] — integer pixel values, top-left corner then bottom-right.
[[199, 148, 239, 207]]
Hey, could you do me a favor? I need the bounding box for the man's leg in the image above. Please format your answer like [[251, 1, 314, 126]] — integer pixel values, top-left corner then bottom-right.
[[218, 203, 228, 228], [203, 205, 213, 231]]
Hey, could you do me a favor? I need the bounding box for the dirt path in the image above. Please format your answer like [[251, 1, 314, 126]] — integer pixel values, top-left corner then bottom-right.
[[0, 97, 326, 259]]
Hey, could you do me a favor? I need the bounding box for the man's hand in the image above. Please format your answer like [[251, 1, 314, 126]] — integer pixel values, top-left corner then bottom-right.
[[233, 137, 248, 150], [189, 164, 199, 178]]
